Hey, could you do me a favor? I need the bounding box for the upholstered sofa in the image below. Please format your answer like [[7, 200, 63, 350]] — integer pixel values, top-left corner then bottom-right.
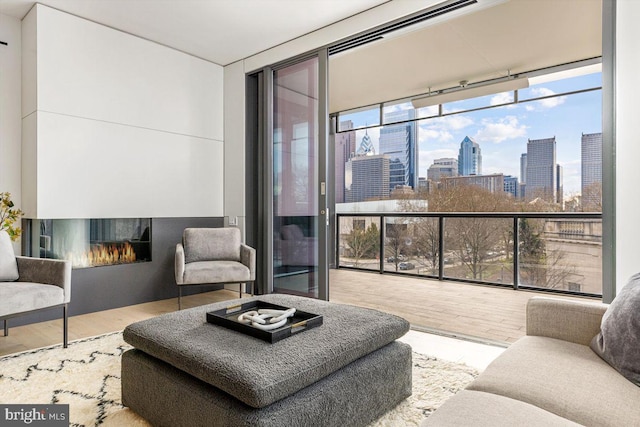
[[423, 296, 640, 426]]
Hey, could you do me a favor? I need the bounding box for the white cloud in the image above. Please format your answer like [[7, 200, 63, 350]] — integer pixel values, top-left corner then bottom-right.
[[525, 87, 567, 111], [427, 115, 474, 131], [490, 91, 512, 105], [474, 116, 527, 144], [418, 128, 453, 143]]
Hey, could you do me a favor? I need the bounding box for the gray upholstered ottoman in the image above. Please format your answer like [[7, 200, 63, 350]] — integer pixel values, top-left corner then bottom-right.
[[122, 294, 412, 427]]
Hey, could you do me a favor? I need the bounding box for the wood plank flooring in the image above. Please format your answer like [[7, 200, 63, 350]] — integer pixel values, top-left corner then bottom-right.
[[329, 269, 598, 344], [0, 269, 598, 356], [0, 289, 242, 357]]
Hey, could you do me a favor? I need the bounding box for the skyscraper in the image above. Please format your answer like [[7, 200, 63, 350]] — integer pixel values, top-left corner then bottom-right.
[[581, 132, 603, 207], [520, 153, 527, 184], [525, 137, 557, 202], [458, 136, 482, 176], [379, 109, 417, 191], [335, 120, 356, 203], [346, 155, 390, 203]]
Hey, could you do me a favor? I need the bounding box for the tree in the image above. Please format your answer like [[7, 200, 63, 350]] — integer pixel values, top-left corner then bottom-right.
[[427, 185, 513, 280], [582, 182, 602, 212], [518, 218, 575, 289], [412, 218, 440, 275], [343, 222, 379, 266], [385, 222, 409, 271]]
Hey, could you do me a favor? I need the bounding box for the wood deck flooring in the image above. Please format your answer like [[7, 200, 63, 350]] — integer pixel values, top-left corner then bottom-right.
[[329, 269, 599, 344], [1, 269, 599, 356]]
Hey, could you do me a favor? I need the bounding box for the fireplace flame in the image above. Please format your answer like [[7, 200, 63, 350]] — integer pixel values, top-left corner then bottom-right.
[[71, 242, 137, 268]]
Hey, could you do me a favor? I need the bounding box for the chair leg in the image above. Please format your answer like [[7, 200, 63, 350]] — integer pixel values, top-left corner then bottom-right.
[[178, 287, 182, 310], [63, 305, 68, 348], [239, 283, 243, 298], [3, 319, 7, 337]]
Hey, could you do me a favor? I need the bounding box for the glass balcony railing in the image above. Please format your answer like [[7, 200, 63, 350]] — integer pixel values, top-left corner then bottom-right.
[[336, 212, 603, 297]]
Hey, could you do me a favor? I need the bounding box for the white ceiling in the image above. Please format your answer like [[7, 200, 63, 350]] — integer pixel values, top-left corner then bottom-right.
[[329, 0, 603, 112], [0, 0, 389, 65]]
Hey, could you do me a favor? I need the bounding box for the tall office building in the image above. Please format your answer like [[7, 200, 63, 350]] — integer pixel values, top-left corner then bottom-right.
[[581, 132, 603, 207], [520, 153, 527, 184], [346, 155, 390, 203], [525, 137, 557, 202], [335, 120, 356, 203], [556, 164, 563, 204], [504, 175, 519, 198], [458, 136, 482, 176], [379, 109, 417, 191], [427, 158, 458, 182]]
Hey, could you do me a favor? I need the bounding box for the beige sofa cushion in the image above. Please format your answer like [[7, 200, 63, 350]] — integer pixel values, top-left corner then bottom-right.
[[422, 390, 580, 427], [468, 336, 640, 426]]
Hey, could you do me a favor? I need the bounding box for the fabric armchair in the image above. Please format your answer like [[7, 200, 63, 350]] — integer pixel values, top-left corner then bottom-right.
[[0, 231, 72, 348], [174, 227, 255, 309]]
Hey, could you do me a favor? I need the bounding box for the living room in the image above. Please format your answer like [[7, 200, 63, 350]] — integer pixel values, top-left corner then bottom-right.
[[1, 0, 639, 425]]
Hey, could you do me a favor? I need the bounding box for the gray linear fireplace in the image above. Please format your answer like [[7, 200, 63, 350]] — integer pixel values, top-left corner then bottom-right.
[[23, 218, 151, 268]]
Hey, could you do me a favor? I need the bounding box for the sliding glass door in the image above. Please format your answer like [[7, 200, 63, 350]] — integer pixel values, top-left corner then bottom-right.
[[248, 53, 329, 300]]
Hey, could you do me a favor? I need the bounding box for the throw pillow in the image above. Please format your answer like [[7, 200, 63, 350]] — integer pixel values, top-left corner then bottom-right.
[[590, 272, 640, 386], [0, 230, 19, 281]]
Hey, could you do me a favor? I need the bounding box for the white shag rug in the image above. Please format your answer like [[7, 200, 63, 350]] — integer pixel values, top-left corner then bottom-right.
[[0, 332, 477, 426]]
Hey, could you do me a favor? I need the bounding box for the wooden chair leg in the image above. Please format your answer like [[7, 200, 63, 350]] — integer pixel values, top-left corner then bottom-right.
[[239, 283, 242, 298], [3, 319, 7, 337], [178, 287, 183, 310], [63, 305, 68, 348]]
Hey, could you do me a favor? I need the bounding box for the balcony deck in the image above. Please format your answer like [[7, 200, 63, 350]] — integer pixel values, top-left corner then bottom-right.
[[329, 268, 599, 344]]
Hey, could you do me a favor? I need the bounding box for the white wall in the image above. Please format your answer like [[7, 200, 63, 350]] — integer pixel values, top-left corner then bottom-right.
[[0, 13, 22, 251], [22, 4, 224, 218], [223, 60, 246, 230], [0, 14, 22, 216], [615, 0, 640, 292]]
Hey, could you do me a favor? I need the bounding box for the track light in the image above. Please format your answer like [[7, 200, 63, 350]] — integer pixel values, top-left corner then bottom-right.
[[411, 76, 529, 108]]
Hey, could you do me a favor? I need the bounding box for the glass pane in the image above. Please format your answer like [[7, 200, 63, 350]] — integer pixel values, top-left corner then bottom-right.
[[382, 100, 415, 124], [442, 91, 514, 114], [518, 218, 602, 294], [519, 72, 602, 102], [384, 217, 440, 276], [338, 216, 381, 271], [338, 104, 380, 131], [442, 217, 513, 284], [273, 57, 319, 297], [32, 218, 151, 268], [416, 104, 439, 120]]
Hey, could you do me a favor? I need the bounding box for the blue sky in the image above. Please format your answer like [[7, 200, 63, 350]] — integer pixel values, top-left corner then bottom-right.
[[347, 72, 602, 196]]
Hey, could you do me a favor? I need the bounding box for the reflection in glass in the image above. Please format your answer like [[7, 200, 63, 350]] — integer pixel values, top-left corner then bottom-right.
[[273, 57, 319, 297]]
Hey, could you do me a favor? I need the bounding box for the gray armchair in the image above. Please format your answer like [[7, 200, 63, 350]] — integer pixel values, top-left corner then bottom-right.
[[175, 227, 255, 309], [0, 231, 72, 348]]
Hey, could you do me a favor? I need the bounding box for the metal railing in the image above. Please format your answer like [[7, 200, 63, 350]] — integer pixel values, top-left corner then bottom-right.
[[336, 212, 603, 298]]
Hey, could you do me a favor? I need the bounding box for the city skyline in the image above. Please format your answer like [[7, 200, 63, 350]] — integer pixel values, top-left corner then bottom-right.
[[340, 72, 602, 197]]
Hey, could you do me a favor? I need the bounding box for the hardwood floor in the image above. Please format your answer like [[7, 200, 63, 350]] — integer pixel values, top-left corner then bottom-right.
[[0, 289, 242, 357], [1, 270, 598, 357]]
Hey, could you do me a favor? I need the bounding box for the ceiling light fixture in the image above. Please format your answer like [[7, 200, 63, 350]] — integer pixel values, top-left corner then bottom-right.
[[411, 75, 529, 108]]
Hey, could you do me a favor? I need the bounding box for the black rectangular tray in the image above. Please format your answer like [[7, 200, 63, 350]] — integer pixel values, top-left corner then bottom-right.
[[206, 300, 323, 343]]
